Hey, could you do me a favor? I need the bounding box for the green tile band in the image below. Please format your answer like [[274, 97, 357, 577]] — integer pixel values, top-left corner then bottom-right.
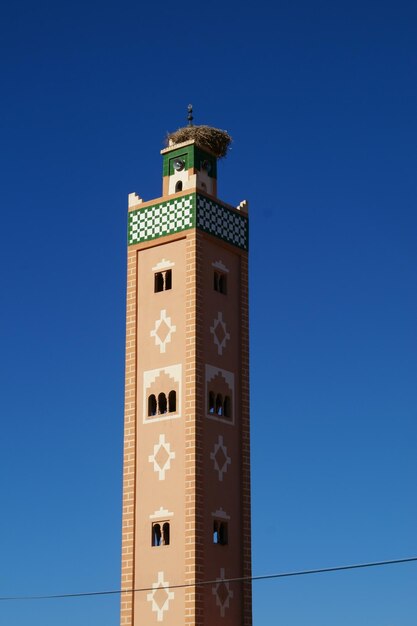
[[128, 194, 195, 245], [196, 195, 248, 250], [128, 193, 248, 250]]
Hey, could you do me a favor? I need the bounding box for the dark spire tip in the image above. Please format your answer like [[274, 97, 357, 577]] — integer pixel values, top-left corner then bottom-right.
[[187, 104, 193, 126]]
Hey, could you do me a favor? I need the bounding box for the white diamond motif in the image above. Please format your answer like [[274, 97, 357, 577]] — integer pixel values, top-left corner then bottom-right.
[[210, 435, 231, 482], [149, 434, 176, 480], [210, 312, 230, 355], [147, 571, 175, 621], [150, 309, 177, 353], [212, 567, 234, 617]]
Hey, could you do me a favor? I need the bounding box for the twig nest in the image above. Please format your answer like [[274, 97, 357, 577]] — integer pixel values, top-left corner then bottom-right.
[[167, 125, 232, 158]]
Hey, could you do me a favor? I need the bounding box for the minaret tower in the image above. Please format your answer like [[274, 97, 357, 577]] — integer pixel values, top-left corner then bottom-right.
[[120, 112, 252, 626]]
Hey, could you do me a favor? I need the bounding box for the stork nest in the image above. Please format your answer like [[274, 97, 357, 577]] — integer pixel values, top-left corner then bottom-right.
[[167, 125, 232, 158]]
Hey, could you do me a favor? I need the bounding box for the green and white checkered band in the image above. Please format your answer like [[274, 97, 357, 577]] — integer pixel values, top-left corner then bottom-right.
[[128, 195, 195, 244], [196, 195, 248, 250], [128, 193, 248, 250]]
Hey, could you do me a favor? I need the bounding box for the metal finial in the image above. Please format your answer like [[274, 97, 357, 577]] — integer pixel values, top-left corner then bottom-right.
[[187, 104, 193, 126]]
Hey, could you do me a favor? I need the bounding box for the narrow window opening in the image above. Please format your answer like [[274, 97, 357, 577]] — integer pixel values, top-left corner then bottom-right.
[[214, 271, 227, 294], [208, 390, 232, 420], [152, 522, 170, 546], [216, 394, 223, 416], [154, 269, 172, 292], [213, 521, 219, 544], [213, 520, 228, 545], [219, 522, 228, 545], [164, 269, 172, 290], [201, 182, 207, 191], [158, 393, 167, 414], [175, 180, 183, 192], [208, 391, 215, 414], [162, 522, 170, 546], [218, 274, 227, 294], [148, 394, 157, 416], [223, 395, 231, 418], [152, 523, 162, 547], [168, 390, 176, 413], [155, 272, 164, 292]]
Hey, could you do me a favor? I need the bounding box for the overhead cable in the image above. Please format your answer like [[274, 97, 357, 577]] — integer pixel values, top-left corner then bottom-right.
[[1, 556, 416, 602]]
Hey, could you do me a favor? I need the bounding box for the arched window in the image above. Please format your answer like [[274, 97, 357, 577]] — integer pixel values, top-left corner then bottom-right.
[[148, 394, 157, 416], [201, 182, 207, 191], [168, 390, 176, 413], [213, 271, 219, 291], [175, 181, 183, 192], [158, 393, 167, 414], [152, 522, 170, 546], [154, 269, 172, 292], [223, 396, 231, 418], [213, 521, 219, 544], [208, 391, 215, 414], [162, 522, 170, 546], [152, 523, 162, 546], [218, 274, 227, 294], [213, 520, 228, 545], [154, 272, 164, 292], [207, 389, 232, 421], [164, 269, 172, 290], [215, 394, 223, 416], [214, 271, 227, 294], [219, 522, 228, 545]]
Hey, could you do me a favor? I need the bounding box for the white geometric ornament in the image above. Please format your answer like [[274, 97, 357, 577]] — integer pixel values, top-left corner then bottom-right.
[[210, 435, 231, 482], [210, 312, 230, 355], [211, 507, 230, 520], [147, 571, 175, 622], [148, 434, 176, 480], [212, 260, 229, 273], [150, 507, 174, 520], [212, 567, 234, 617], [152, 258, 175, 271], [150, 309, 177, 353]]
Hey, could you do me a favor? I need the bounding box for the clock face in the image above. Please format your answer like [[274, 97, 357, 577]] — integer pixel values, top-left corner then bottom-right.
[[173, 158, 185, 172], [201, 159, 212, 173]]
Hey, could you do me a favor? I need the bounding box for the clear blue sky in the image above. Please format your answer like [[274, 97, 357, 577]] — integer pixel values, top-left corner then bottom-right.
[[1, 0, 416, 624]]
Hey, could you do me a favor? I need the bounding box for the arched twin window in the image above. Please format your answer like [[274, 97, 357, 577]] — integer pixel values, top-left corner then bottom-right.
[[213, 520, 228, 545], [154, 269, 172, 293], [208, 392, 231, 418], [213, 271, 227, 294], [152, 521, 170, 546], [148, 391, 177, 416]]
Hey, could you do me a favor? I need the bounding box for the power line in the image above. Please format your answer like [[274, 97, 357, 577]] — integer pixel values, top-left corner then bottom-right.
[[1, 556, 416, 602]]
